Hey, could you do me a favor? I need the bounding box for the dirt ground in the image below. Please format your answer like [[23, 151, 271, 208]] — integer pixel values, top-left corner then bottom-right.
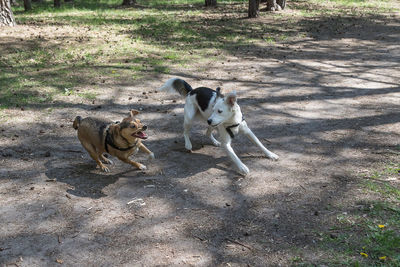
[[1, 9, 400, 267]]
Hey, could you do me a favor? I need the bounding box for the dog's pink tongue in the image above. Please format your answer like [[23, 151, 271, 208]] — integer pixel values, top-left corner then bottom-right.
[[137, 132, 147, 139]]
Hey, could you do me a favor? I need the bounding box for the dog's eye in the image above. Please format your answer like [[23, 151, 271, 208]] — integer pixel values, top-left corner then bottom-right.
[[218, 109, 223, 113], [131, 125, 136, 128]]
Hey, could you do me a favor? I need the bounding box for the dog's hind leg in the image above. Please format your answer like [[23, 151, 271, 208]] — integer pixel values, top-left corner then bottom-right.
[[100, 154, 113, 165], [206, 126, 220, 147], [183, 100, 197, 151], [240, 122, 279, 160], [81, 141, 110, 172]]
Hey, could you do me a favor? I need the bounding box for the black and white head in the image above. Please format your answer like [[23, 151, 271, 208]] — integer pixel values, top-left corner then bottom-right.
[[207, 91, 238, 127]]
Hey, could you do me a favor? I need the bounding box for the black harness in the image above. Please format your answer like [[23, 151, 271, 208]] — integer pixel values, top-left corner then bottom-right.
[[225, 116, 245, 139], [104, 127, 138, 153]]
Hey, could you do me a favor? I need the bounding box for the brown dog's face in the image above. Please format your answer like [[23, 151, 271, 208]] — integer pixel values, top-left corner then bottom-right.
[[118, 110, 148, 142]]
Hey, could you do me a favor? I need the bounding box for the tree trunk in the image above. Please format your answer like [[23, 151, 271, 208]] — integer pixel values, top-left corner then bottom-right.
[[267, 0, 285, 11], [24, 0, 31, 11], [0, 0, 15, 26], [205, 0, 216, 7], [248, 0, 260, 18], [54, 0, 61, 8], [122, 0, 135, 6], [277, 0, 286, 9]]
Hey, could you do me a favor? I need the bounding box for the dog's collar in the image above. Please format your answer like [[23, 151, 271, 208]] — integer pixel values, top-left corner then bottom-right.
[[225, 116, 245, 139], [105, 126, 139, 153]]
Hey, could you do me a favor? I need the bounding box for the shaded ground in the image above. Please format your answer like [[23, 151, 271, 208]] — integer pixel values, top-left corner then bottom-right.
[[1, 2, 400, 266]]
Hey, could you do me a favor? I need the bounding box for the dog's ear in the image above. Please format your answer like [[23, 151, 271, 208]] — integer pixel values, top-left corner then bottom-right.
[[109, 124, 121, 136], [225, 91, 237, 107], [130, 109, 140, 117], [216, 87, 223, 97]]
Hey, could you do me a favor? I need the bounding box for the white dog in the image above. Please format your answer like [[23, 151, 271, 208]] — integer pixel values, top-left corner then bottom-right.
[[159, 78, 279, 175]]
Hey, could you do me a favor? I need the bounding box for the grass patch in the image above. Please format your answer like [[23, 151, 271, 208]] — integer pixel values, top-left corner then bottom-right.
[[325, 201, 400, 266], [365, 162, 400, 201], [295, 161, 400, 266], [2, 0, 399, 111]]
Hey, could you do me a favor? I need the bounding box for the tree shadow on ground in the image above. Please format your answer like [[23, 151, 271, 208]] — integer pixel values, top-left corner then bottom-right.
[[1, 1, 400, 265], [1, 80, 399, 264]]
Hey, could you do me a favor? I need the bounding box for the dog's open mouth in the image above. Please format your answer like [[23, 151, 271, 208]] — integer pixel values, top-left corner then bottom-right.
[[133, 131, 148, 139]]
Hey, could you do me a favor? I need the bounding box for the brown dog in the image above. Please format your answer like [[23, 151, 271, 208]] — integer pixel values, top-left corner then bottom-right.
[[73, 110, 154, 172]]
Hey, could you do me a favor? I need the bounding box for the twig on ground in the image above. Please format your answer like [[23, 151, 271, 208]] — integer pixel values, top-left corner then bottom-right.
[[363, 176, 394, 183], [299, 184, 307, 191], [193, 235, 206, 242], [225, 238, 253, 251], [372, 149, 400, 155], [62, 149, 82, 153]]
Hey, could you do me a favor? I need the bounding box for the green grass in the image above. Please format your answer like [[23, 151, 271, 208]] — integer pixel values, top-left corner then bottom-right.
[[325, 201, 400, 266], [293, 161, 400, 266], [1, 0, 399, 111], [365, 162, 400, 201], [317, 0, 398, 11]]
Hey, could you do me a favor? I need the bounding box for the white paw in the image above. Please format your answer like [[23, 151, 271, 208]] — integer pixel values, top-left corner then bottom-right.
[[238, 164, 250, 176], [185, 142, 192, 151], [268, 153, 279, 161], [212, 140, 221, 147], [138, 164, 147, 170], [148, 152, 155, 160]]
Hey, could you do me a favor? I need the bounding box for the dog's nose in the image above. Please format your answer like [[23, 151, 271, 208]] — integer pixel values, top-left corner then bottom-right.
[[207, 119, 212, 125], [142, 125, 147, 130]]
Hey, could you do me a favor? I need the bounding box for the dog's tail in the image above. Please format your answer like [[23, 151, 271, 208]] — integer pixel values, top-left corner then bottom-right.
[[158, 78, 193, 97], [73, 116, 82, 130]]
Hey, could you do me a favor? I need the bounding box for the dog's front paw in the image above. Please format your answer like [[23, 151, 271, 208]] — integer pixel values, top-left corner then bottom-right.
[[238, 164, 250, 176], [103, 158, 114, 165], [137, 163, 147, 170], [101, 165, 110, 172], [268, 152, 279, 161], [147, 152, 155, 160], [185, 143, 192, 151], [212, 140, 221, 147]]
